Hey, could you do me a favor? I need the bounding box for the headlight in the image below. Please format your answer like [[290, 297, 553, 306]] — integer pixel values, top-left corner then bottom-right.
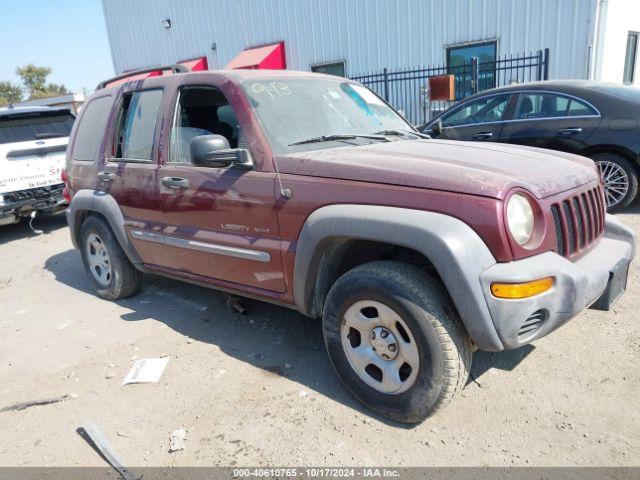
[[507, 193, 535, 245]]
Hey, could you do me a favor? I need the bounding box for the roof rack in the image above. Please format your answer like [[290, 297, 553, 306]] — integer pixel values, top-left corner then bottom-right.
[[96, 64, 190, 90]]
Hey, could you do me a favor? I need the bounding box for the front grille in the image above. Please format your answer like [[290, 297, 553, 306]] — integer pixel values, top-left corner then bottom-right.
[[3, 183, 64, 204], [518, 309, 548, 339], [551, 186, 605, 258]]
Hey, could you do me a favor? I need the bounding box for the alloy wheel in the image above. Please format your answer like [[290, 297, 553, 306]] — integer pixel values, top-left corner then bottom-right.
[[597, 160, 630, 209], [340, 300, 420, 394]]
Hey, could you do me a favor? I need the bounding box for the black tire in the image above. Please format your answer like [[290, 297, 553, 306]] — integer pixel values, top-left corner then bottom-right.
[[590, 152, 638, 212], [79, 215, 143, 300], [322, 260, 472, 423]]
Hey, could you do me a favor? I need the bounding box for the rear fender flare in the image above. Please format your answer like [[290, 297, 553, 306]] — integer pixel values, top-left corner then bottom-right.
[[67, 189, 143, 266]]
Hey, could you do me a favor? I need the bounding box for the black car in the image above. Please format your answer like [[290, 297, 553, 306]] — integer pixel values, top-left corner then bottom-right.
[[420, 81, 640, 211]]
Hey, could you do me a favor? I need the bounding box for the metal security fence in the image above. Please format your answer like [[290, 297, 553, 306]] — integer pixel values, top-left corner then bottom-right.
[[350, 48, 549, 126]]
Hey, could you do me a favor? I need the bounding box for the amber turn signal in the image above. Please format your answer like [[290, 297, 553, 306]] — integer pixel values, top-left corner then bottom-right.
[[491, 277, 554, 299]]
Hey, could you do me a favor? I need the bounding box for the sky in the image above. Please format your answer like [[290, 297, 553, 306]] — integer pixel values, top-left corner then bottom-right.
[[0, 0, 114, 94]]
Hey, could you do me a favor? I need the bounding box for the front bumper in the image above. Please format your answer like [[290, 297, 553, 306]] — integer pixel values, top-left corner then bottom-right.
[[479, 214, 635, 349]]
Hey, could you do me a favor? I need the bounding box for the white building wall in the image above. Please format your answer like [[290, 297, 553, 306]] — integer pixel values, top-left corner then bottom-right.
[[593, 0, 640, 85], [102, 0, 597, 80]]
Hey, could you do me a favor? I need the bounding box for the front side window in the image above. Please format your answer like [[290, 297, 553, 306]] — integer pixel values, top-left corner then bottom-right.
[[515, 93, 597, 119], [169, 86, 242, 164], [0, 110, 75, 145], [623, 32, 638, 84], [241, 78, 413, 154], [114, 89, 163, 161], [441, 94, 510, 127]]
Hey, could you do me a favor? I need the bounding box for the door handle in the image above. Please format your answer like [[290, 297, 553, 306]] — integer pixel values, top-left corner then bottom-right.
[[472, 132, 493, 140], [97, 171, 115, 182], [162, 176, 189, 190], [558, 127, 583, 135]]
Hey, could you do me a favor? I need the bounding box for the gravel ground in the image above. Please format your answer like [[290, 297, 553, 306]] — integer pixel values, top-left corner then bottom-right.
[[0, 210, 638, 467]]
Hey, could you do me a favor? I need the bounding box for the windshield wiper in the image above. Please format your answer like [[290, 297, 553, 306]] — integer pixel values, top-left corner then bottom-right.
[[373, 129, 431, 139], [35, 133, 65, 139], [289, 133, 389, 146]]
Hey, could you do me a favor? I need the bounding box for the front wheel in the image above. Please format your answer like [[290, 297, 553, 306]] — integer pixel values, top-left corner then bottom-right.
[[322, 260, 472, 423], [591, 153, 638, 212]]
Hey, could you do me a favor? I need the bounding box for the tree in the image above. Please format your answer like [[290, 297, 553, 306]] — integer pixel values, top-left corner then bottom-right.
[[0, 81, 23, 106], [29, 83, 70, 99], [15, 64, 69, 100], [16, 64, 51, 98]]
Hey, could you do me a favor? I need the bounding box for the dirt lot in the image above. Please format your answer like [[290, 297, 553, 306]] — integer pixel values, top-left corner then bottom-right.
[[0, 210, 639, 467]]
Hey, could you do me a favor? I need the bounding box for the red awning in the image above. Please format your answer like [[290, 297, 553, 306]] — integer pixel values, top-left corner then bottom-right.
[[226, 42, 286, 70], [178, 56, 209, 71]]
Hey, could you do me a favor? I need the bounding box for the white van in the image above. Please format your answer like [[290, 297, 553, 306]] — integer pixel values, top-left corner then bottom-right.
[[0, 106, 74, 226]]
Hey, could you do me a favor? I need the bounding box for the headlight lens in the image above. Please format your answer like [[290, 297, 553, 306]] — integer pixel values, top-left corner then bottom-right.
[[507, 193, 535, 245]]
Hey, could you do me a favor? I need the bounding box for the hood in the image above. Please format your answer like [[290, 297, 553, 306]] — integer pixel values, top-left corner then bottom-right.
[[276, 139, 598, 200]]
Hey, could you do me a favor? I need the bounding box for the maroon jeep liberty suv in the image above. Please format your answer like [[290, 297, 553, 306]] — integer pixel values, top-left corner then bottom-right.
[[65, 67, 635, 423]]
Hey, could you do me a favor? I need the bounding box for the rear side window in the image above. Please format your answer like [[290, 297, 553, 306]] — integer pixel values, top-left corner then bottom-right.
[[0, 111, 75, 145], [515, 93, 598, 119], [114, 89, 163, 161], [73, 96, 112, 161], [515, 94, 568, 119]]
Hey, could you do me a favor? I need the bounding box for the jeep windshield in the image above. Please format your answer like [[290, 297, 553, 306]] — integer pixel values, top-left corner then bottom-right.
[[0, 110, 75, 145], [241, 78, 418, 154]]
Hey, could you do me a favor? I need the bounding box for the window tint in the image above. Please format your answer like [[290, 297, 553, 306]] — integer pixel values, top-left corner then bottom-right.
[[73, 97, 112, 161], [0, 111, 75, 145], [115, 89, 163, 161], [515, 93, 597, 119], [567, 98, 597, 116], [515, 94, 569, 119], [441, 94, 510, 127], [169, 87, 241, 163]]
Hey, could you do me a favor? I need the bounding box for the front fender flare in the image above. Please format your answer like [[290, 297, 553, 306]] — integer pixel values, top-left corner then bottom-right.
[[292, 204, 504, 351]]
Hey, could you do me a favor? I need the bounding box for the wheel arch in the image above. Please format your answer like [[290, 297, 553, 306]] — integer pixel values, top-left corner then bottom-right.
[[67, 189, 143, 266], [292, 204, 504, 351], [580, 145, 640, 174]]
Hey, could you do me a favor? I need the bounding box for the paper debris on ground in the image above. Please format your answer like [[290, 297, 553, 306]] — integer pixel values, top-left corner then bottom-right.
[[122, 358, 169, 385], [169, 428, 186, 452]]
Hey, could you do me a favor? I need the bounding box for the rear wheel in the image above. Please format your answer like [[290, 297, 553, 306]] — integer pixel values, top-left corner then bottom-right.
[[322, 260, 472, 423], [79, 215, 142, 300], [591, 152, 638, 211]]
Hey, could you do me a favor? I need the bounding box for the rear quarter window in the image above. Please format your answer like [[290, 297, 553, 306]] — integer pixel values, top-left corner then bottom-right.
[[72, 96, 113, 161]]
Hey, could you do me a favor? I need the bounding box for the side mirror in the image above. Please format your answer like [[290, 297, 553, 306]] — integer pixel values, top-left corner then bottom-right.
[[190, 135, 254, 170]]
